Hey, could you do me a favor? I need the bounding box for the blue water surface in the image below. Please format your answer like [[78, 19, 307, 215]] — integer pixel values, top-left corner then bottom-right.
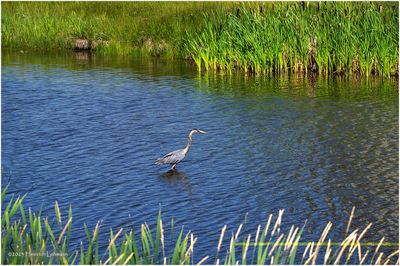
[[2, 51, 398, 262]]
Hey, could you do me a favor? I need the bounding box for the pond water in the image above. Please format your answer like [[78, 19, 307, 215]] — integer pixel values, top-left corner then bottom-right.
[[2, 51, 398, 262]]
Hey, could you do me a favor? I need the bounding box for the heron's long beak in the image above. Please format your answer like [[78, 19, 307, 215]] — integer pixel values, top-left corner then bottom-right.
[[198, 130, 207, 134]]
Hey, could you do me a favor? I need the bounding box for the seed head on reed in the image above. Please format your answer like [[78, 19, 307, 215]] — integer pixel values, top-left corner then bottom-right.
[[218, 225, 227, 250], [263, 214, 273, 238], [160, 218, 165, 257], [255, 224, 261, 245], [57, 217, 72, 244], [303, 242, 312, 261], [235, 224, 243, 241], [375, 252, 383, 265], [271, 209, 284, 236], [268, 233, 284, 257], [324, 239, 332, 264], [102, 256, 112, 265], [357, 223, 372, 242], [286, 226, 299, 252], [107, 228, 123, 250], [197, 256, 209, 265], [122, 253, 133, 265], [345, 207, 356, 236], [242, 234, 252, 263]]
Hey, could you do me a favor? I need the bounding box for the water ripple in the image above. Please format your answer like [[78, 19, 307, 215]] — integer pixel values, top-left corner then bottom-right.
[[2, 52, 398, 258]]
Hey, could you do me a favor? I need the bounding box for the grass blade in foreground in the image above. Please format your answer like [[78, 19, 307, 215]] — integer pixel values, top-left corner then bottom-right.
[[1, 185, 399, 265]]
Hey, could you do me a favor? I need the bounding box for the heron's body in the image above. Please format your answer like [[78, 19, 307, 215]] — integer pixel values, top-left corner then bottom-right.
[[156, 129, 207, 170]]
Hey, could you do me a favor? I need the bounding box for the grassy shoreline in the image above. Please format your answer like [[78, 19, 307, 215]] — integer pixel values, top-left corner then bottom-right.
[[2, 183, 399, 265], [2, 2, 398, 77], [1, 2, 239, 57]]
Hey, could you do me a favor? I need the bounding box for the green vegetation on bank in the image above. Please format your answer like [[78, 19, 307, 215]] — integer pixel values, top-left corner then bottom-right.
[[1, 2, 239, 58], [186, 2, 399, 77], [1, 2, 398, 77], [2, 183, 399, 265]]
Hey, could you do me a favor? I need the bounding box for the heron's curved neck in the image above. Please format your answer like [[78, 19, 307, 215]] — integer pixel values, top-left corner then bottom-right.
[[183, 132, 194, 154]]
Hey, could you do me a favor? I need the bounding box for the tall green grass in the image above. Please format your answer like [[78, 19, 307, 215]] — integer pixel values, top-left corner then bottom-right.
[[2, 183, 399, 265], [185, 2, 399, 77], [2, 2, 397, 77], [1, 2, 240, 58], [1, 182, 196, 265]]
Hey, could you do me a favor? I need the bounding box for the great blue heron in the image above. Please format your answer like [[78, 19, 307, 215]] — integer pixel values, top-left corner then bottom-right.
[[155, 129, 207, 170]]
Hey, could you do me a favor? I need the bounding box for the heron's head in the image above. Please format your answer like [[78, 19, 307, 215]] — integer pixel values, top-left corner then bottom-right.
[[191, 129, 207, 134]]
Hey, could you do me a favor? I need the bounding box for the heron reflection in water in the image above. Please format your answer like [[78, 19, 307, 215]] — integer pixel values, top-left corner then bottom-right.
[[161, 170, 189, 180], [160, 170, 192, 194], [155, 129, 207, 170]]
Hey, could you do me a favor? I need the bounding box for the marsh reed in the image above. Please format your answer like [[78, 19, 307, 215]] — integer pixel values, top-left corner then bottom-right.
[[2, 183, 399, 265], [185, 2, 398, 77], [2, 2, 397, 77]]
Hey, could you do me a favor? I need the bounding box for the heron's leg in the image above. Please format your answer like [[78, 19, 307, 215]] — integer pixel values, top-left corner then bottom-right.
[[171, 164, 177, 170]]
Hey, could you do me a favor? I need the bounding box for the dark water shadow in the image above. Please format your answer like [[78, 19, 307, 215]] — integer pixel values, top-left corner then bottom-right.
[[161, 169, 189, 181], [159, 170, 192, 191]]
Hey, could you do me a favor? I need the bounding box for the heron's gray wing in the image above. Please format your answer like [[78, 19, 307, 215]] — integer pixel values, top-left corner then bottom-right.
[[155, 149, 185, 165]]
